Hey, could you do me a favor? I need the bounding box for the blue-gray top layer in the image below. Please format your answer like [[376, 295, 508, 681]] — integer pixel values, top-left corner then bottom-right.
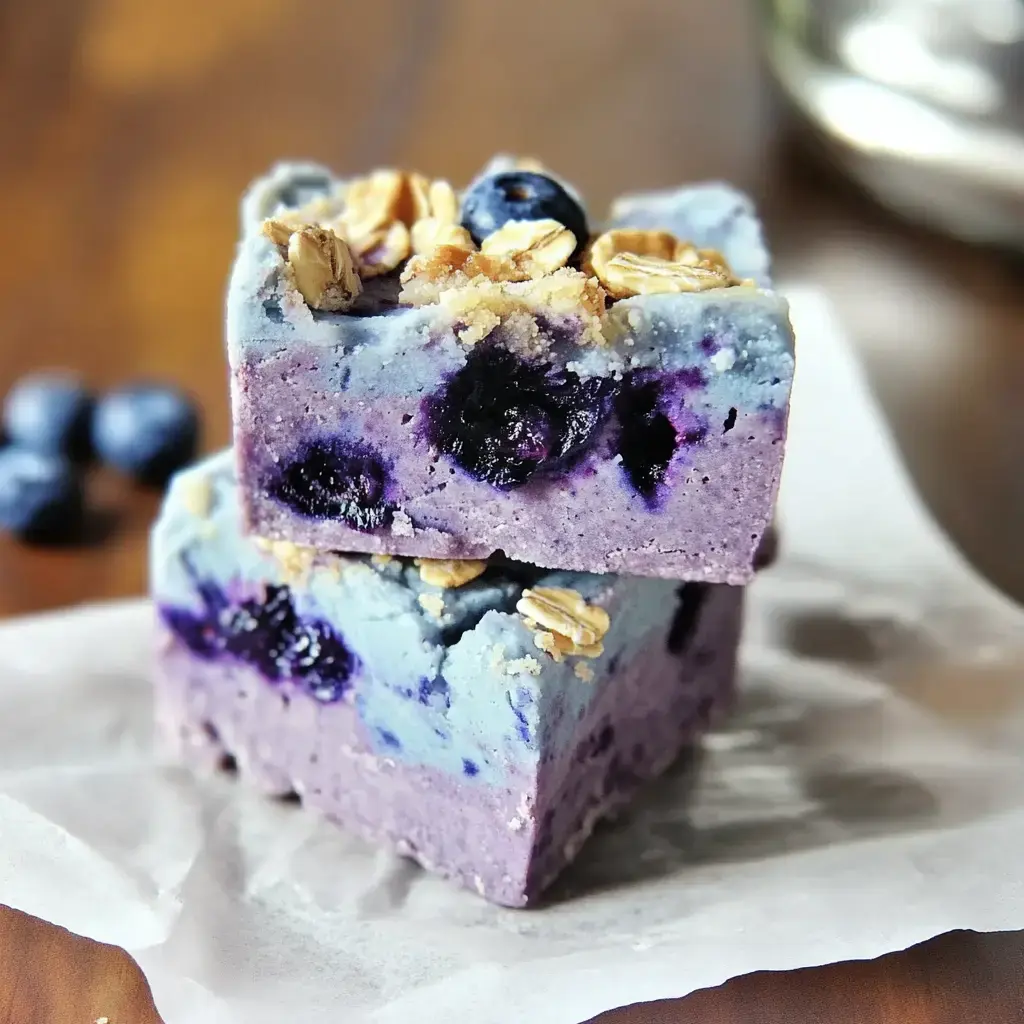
[[227, 161, 793, 410], [152, 451, 681, 783]]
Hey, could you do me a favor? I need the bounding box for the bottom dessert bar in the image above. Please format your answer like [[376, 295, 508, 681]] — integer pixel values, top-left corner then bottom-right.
[[151, 452, 746, 906]]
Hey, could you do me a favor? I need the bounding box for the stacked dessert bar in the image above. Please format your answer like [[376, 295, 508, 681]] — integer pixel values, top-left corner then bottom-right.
[[151, 158, 795, 906]]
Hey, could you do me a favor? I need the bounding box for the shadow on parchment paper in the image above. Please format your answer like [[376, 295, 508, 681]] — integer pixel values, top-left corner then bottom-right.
[[546, 604, 1004, 904]]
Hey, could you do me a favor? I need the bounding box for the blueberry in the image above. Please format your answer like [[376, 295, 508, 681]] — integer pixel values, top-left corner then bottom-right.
[[3, 373, 94, 460], [220, 585, 297, 680], [423, 345, 613, 489], [163, 578, 360, 702], [615, 371, 707, 502], [271, 437, 393, 531], [161, 605, 220, 658], [92, 384, 200, 486], [0, 448, 85, 543], [460, 171, 588, 251], [287, 618, 358, 702]]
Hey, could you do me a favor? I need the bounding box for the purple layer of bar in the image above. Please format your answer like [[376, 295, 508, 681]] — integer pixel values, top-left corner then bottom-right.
[[155, 584, 742, 907], [235, 350, 783, 582]]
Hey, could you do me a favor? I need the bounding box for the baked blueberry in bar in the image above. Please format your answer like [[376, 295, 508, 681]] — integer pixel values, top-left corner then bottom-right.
[[151, 451, 746, 906], [228, 157, 794, 582]]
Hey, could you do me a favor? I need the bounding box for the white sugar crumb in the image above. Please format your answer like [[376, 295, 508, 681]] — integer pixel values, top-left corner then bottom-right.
[[180, 473, 213, 518], [506, 655, 542, 677], [473, 874, 487, 896], [611, 453, 623, 465], [95, 1019, 110, 1024], [489, 643, 507, 672], [711, 347, 736, 372], [574, 662, 595, 683], [391, 510, 414, 537], [418, 593, 445, 620], [507, 816, 524, 831]]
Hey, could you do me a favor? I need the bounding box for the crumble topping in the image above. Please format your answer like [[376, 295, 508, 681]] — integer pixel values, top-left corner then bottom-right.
[[259, 162, 752, 351], [417, 592, 446, 620], [479, 218, 576, 279], [573, 662, 595, 683], [262, 221, 362, 311], [586, 228, 747, 299], [517, 586, 610, 662], [400, 249, 606, 352], [505, 655, 543, 677], [253, 536, 318, 584], [180, 472, 213, 518], [415, 557, 488, 589], [410, 179, 474, 254]]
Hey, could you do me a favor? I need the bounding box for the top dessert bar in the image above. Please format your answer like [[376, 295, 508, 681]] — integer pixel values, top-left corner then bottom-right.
[[228, 157, 794, 581]]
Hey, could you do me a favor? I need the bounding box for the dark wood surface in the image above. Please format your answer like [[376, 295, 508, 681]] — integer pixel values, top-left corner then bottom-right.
[[1, 1, 1022, 1021]]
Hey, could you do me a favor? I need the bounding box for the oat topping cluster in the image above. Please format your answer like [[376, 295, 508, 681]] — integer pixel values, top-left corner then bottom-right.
[[259, 162, 750, 331], [516, 585, 610, 663]]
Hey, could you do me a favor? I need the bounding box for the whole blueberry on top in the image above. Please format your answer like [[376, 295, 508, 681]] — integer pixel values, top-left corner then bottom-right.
[[3, 373, 94, 460], [424, 344, 614, 489], [92, 383, 200, 486], [460, 171, 588, 251], [0, 447, 85, 543]]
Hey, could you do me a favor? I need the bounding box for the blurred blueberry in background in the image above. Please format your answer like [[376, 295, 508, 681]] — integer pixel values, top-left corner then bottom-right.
[[0, 448, 85, 543], [3, 373, 94, 461], [92, 383, 201, 487]]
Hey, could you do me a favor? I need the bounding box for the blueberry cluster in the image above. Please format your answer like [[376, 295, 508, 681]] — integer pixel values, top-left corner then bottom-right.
[[162, 579, 357, 703], [0, 373, 199, 544], [423, 346, 710, 498], [423, 344, 615, 489]]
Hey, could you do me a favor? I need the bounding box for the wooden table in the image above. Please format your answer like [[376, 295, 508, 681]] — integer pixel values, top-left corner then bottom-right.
[[1, 1, 1022, 1021]]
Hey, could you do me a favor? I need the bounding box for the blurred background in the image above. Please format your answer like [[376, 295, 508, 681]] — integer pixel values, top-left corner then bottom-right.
[[0, 0, 1022, 616]]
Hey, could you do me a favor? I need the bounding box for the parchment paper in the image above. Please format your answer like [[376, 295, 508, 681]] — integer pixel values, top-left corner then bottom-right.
[[1, 287, 1022, 1024]]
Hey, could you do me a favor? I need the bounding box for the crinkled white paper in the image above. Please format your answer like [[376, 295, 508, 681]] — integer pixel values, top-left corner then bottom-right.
[[1, 288, 1022, 1024]]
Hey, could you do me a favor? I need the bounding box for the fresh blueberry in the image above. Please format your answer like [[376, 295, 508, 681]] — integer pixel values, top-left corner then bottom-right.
[[0, 447, 85, 543], [3, 373, 94, 460], [271, 437, 393, 531], [92, 384, 200, 486], [423, 344, 614, 489], [460, 171, 588, 251]]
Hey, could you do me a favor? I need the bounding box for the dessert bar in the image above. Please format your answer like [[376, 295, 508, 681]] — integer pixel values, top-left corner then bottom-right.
[[228, 159, 794, 582], [152, 452, 745, 905]]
